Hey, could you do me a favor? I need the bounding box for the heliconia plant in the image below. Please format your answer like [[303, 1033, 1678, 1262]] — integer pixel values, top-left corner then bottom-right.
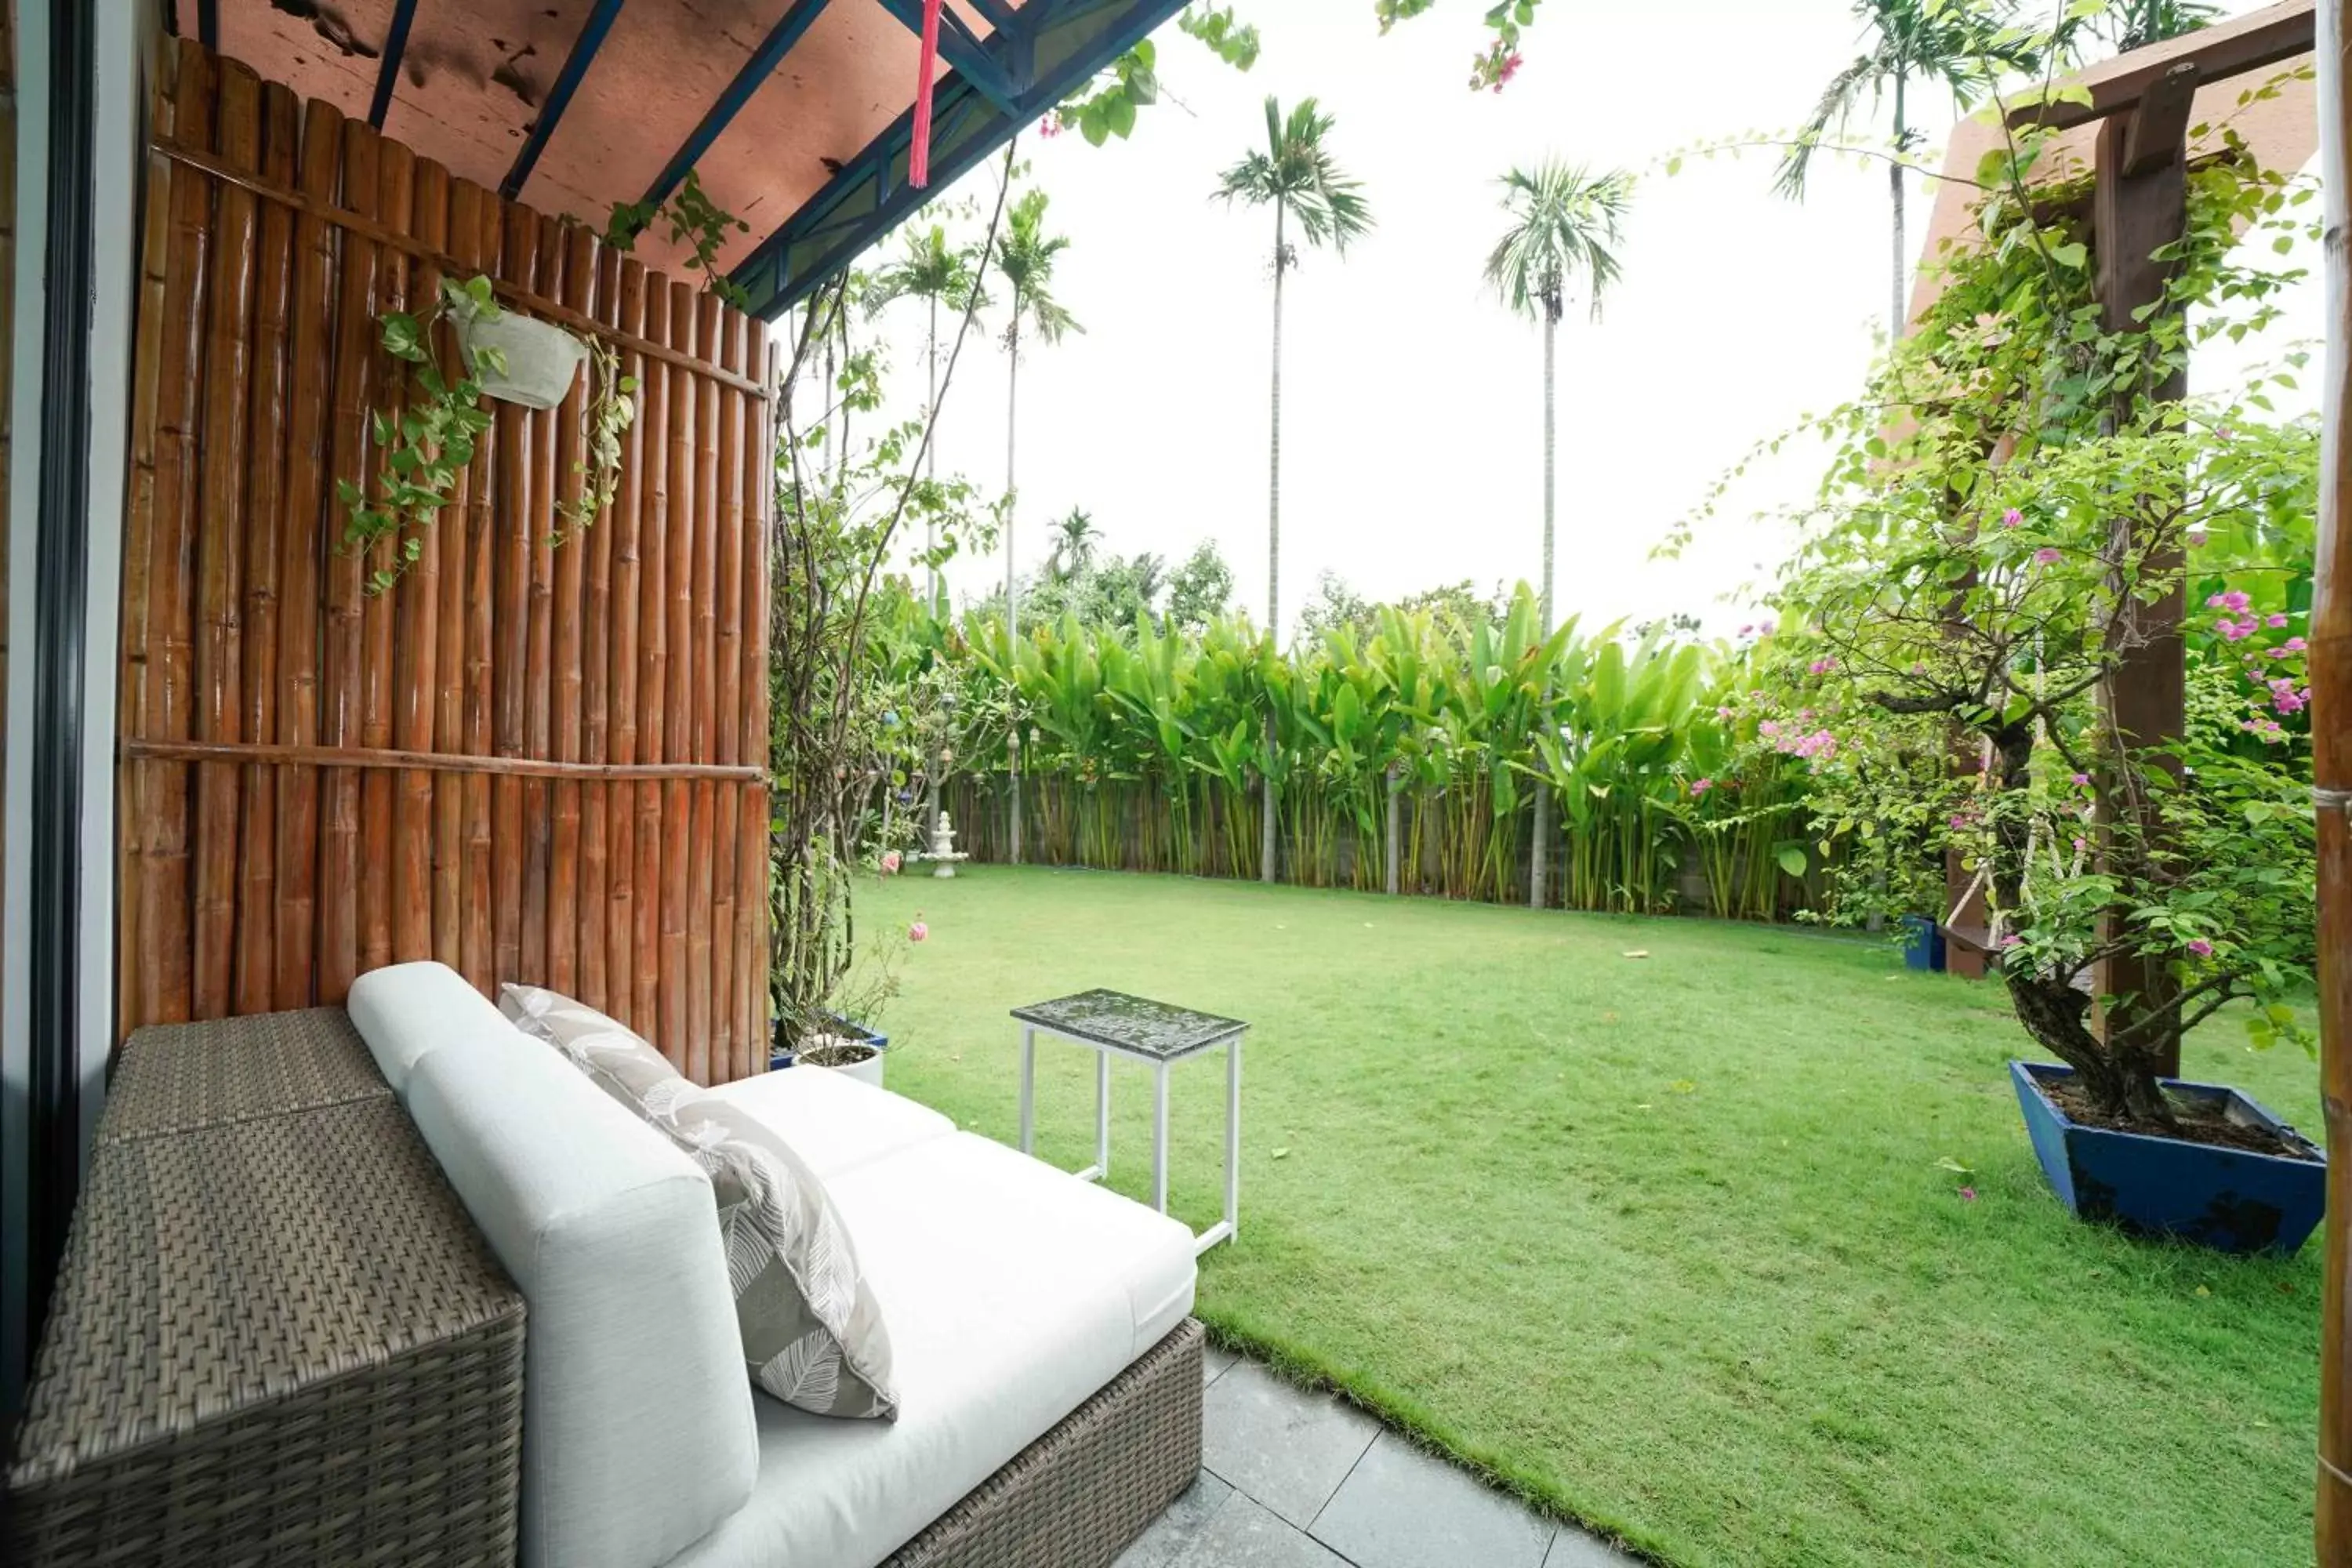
[[909, 583, 1811, 920]]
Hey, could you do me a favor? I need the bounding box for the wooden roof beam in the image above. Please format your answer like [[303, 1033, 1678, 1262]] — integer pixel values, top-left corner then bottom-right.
[[2005, 0, 2313, 131]]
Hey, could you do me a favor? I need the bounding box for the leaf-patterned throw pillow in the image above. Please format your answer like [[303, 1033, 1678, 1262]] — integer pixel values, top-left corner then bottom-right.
[[499, 983, 691, 1120], [652, 1091, 898, 1420]]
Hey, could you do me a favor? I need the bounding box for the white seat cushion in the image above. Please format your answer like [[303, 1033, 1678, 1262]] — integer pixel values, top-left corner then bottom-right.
[[347, 959, 510, 1098], [405, 1025, 758, 1568], [704, 1065, 956, 1180], [667, 1132, 1197, 1568]]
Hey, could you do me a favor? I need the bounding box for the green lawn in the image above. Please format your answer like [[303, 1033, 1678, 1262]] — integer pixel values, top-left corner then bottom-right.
[[857, 866, 2321, 1568]]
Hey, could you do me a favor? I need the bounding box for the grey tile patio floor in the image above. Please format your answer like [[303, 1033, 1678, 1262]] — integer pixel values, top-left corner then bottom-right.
[[1116, 1345, 1641, 1568]]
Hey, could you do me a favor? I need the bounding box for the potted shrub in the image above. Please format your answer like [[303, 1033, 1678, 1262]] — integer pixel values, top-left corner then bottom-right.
[[1719, 127, 2322, 1253]]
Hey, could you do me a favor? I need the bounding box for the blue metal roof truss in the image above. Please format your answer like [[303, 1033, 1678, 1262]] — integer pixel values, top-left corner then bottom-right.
[[728, 0, 1189, 319]]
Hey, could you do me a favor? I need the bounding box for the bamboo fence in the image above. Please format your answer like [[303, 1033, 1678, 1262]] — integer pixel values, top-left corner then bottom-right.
[[117, 39, 773, 1082]]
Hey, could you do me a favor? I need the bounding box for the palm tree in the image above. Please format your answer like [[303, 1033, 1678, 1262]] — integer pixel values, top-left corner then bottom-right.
[[991, 184, 1081, 863], [1049, 508, 1100, 581], [1774, 0, 2027, 339], [866, 223, 983, 607], [1215, 95, 1372, 883], [1483, 160, 1631, 911]]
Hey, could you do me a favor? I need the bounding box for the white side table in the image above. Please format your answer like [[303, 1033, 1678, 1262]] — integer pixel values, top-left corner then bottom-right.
[[1011, 989, 1244, 1255]]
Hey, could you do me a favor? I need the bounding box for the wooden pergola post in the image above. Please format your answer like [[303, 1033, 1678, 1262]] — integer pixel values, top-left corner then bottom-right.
[[2314, 8, 2351, 1560], [2090, 63, 2198, 1076]]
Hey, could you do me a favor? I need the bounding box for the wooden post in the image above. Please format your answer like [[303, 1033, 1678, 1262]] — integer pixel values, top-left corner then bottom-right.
[[2091, 64, 2195, 1076], [2311, 10, 2350, 1562]]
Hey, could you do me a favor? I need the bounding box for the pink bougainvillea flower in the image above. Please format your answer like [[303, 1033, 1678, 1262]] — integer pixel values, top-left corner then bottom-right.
[[2218, 618, 2249, 642], [2206, 593, 2227, 609], [1038, 112, 1063, 139], [2220, 590, 2251, 612], [2285, 636, 2308, 652], [908, 920, 929, 943], [2187, 938, 2214, 959], [1958, 1187, 1978, 1203], [880, 851, 902, 874], [1807, 657, 1837, 675], [2033, 547, 2062, 565], [2071, 836, 2088, 855], [1999, 933, 2023, 949], [2000, 508, 2024, 528], [2217, 425, 2234, 440], [2071, 772, 2091, 787], [2186, 528, 2209, 547], [2267, 613, 2291, 629], [1690, 778, 1713, 796], [2276, 689, 2308, 715]]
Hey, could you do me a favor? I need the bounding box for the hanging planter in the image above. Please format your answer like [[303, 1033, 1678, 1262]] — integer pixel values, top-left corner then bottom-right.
[[455, 293, 590, 410]]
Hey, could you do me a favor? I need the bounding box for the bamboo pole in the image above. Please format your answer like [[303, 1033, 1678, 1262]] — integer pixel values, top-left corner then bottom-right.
[[547, 222, 594, 995], [662, 279, 696, 1073], [463, 190, 502, 992], [390, 156, 448, 963], [522, 212, 563, 985], [124, 739, 758, 779], [491, 203, 537, 988], [118, 49, 180, 1037], [687, 293, 722, 1077], [231, 78, 297, 1015], [434, 177, 483, 972], [738, 328, 777, 1073], [141, 39, 219, 1027], [357, 138, 416, 978], [607, 256, 648, 1029], [318, 118, 382, 1006], [2311, 6, 2351, 1560], [579, 243, 620, 1012], [712, 306, 745, 1080], [272, 94, 342, 1011], [634, 277, 673, 1036]]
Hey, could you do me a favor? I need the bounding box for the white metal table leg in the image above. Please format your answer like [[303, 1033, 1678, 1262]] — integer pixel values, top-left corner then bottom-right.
[[1094, 1051, 1111, 1178], [1224, 1035, 1241, 1240], [1018, 1025, 1036, 1154], [1152, 1061, 1171, 1214]]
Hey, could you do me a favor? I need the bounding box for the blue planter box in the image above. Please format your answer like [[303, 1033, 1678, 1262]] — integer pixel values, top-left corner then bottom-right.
[[2009, 1061, 2325, 1255], [769, 1014, 889, 1073], [1898, 915, 1945, 972]]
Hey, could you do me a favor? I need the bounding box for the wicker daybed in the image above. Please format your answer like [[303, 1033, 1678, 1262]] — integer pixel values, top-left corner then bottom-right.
[[5, 990, 1203, 1568]]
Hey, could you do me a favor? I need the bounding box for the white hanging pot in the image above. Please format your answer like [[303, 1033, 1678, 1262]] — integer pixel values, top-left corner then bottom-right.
[[455, 296, 590, 411]]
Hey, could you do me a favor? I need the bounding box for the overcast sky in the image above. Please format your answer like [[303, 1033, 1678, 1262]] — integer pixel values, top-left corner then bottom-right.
[[858, 0, 2315, 638]]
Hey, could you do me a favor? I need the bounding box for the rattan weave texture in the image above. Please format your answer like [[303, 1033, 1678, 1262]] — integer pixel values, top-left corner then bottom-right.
[[883, 1319, 1205, 1568], [6, 1092, 525, 1566], [100, 1007, 390, 1144]]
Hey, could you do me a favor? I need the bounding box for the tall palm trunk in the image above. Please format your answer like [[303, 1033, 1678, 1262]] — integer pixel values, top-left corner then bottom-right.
[[1530, 305, 1556, 909], [1261, 204, 1286, 884], [1006, 305, 1023, 864], [1889, 73, 1907, 341]]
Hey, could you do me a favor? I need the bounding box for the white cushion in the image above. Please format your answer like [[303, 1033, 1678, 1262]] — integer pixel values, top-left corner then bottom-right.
[[704, 1065, 956, 1180], [669, 1132, 1196, 1568], [405, 1029, 758, 1568], [347, 960, 509, 1098]]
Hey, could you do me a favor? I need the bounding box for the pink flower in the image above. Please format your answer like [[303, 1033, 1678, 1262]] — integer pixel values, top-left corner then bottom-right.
[[2205, 593, 2228, 610], [2000, 508, 2024, 528], [1715, 706, 1734, 720], [908, 920, 929, 943], [2187, 938, 2214, 959], [2187, 528, 2209, 547], [1808, 657, 1838, 675], [1737, 623, 1754, 637], [2071, 772, 2091, 787], [1758, 619, 1777, 636], [2218, 618, 2250, 642], [2275, 688, 2307, 715], [2217, 425, 2234, 440], [1038, 112, 1064, 139], [1690, 778, 1713, 796], [2220, 590, 2251, 612], [2033, 547, 2062, 565], [2071, 836, 2088, 854], [2285, 636, 2308, 653], [2268, 613, 2290, 629], [1958, 1186, 1978, 1202], [1999, 933, 2023, 949], [1759, 719, 1783, 739], [880, 851, 902, 874]]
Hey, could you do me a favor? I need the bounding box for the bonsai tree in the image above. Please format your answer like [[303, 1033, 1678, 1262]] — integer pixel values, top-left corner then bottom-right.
[[1709, 117, 2319, 1127]]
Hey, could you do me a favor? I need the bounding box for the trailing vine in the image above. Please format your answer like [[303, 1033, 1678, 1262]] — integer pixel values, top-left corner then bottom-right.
[[606, 168, 753, 310], [340, 274, 501, 593]]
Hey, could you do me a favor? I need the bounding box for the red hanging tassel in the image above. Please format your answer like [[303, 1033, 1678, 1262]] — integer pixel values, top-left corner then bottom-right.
[[910, 0, 943, 189]]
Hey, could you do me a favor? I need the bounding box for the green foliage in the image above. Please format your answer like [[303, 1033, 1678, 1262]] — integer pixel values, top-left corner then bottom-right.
[[1179, 5, 1261, 69], [605, 169, 753, 310], [1484, 161, 1633, 325], [1215, 97, 1374, 260], [1051, 7, 1258, 147], [1721, 84, 2321, 1122], [337, 274, 502, 593], [1374, 0, 1541, 91]]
